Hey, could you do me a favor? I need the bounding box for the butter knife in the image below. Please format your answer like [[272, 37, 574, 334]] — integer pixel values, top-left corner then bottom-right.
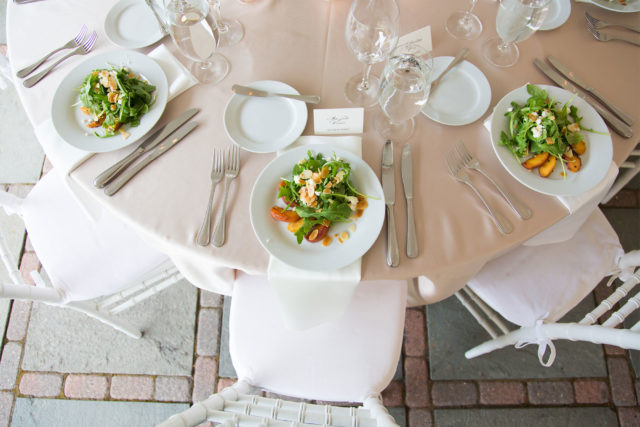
[[534, 59, 633, 139], [401, 143, 418, 258], [231, 84, 321, 104], [382, 140, 399, 267], [547, 55, 634, 127], [93, 108, 199, 188], [104, 121, 198, 196]]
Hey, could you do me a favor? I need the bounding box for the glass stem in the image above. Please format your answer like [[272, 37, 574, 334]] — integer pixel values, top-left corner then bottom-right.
[[359, 63, 373, 92], [463, 0, 477, 23], [208, 1, 229, 33]]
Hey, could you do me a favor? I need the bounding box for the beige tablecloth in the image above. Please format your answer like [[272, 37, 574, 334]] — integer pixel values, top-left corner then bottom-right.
[[7, 0, 640, 303]]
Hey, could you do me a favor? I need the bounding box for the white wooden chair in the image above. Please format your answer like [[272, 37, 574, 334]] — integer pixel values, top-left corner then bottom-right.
[[602, 142, 640, 204], [455, 208, 640, 366], [0, 169, 183, 338], [157, 274, 408, 426]]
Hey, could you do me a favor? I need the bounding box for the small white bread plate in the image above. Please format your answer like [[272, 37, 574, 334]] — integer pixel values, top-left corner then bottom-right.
[[540, 0, 571, 30], [224, 80, 308, 153], [489, 84, 613, 197], [250, 145, 385, 271], [51, 50, 168, 153], [421, 57, 491, 126], [104, 0, 165, 49]]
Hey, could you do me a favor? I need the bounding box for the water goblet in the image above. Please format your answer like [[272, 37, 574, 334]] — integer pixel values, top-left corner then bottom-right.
[[208, 0, 244, 47], [446, 0, 483, 40], [166, 0, 230, 84], [344, 0, 400, 107], [374, 44, 432, 142], [483, 0, 550, 68]]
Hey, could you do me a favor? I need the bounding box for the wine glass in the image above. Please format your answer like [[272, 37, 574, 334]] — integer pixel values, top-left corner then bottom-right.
[[165, 0, 229, 84], [344, 0, 400, 108], [208, 0, 244, 47], [483, 0, 550, 68], [446, 0, 482, 40], [374, 44, 432, 142]]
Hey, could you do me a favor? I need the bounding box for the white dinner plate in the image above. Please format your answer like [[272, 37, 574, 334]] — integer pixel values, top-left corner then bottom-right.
[[250, 145, 385, 271], [421, 57, 491, 126], [576, 0, 640, 12], [489, 84, 613, 197], [224, 80, 308, 153], [104, 0, 165, 49], [51, 50, 168, 153], [540, 0, 571, 30]]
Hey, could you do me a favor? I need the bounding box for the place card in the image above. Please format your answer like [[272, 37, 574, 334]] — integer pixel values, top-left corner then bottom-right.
[[314, 108, 364, 135], [397, 25, 432, 53]]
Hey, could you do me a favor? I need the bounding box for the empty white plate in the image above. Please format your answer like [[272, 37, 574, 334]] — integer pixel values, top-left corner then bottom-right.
[[540, 0, 571, 30], [421, 57, 491, 126], [224, 80, 308, 153], [104, 0, 165, 49]]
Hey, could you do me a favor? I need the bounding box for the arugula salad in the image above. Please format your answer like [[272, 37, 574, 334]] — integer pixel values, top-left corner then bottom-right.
[[499, 84, 595, 178], [79, 67, 156, 138], [270, 151, 369, 245]]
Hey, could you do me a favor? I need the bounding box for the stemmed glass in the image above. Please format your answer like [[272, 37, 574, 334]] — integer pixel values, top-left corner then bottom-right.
[[374, 44, 432, 142], [208, 0, 244, 47], [483, 0, 550, 68], [165, 0, 229, 84], [344, 0, 400, 107], [446, 0, 482, 40]]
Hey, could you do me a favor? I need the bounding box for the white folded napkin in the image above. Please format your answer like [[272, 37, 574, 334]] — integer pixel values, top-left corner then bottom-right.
[[268, 135, 363, 330], [36, 44, 197, 175]]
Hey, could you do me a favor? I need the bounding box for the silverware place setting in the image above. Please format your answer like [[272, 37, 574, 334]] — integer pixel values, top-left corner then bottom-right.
[[196, 148, 224, 246], [212, 145, 241, 248]]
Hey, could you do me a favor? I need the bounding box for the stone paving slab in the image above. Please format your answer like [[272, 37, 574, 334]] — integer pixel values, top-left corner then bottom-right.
[[22, 281, 197, 376], [12, 398, 188, 427], [427, 296, 607, 380], [434, 407, 618, 427], [218, 296, 236, 378]]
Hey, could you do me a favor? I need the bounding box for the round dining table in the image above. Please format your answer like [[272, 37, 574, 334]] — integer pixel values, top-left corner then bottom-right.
[[6, 0, 640, 305]]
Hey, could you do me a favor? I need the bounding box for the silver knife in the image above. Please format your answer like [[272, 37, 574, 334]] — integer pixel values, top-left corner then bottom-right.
[[104, 121, 198, 196], [401, 143, 418, 259], [534, 59, 633, 139], [547, 55, 634, 127], [382, 140, 399, 267], [93, 108, 199, 188]]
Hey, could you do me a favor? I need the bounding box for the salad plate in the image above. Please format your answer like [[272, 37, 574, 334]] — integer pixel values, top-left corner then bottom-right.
[[575, 0, 640, 12], [540, 0, 571, 31], [51, 50, 168, 153], [421, 57, 491, 126], [489, 84, 613, 197], [250, 145, 385, 271], [224, 80, 308, 153], [104, 0, 165, 49]]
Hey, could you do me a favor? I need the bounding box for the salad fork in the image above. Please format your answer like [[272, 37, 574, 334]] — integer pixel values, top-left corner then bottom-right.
[[212, 145, 240, 247], [585, 11, 640, 34], [586, 22, 640, 47], [445, 150, 514, 235], [196, 149, 224, 246], [23, 31, 98, 88], [16, 25, 87, 78], [455, 141, 532, 220]]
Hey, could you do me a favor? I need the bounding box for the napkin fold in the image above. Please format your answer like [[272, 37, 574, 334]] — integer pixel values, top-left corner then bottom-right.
[[36, 44, 197, 175], [268, 135, 363, 330]]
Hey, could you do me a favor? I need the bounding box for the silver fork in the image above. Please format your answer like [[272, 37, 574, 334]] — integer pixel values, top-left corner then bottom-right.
[[585, 11, 640, 34], [23, 31, 98, 88], [445, 150, 514, 235], [455, 141, 532, 220], [212, 145, 240, 247], [586, 21, 640, 47], [16, 25, 87, 78], [196, 149, 224, 246]]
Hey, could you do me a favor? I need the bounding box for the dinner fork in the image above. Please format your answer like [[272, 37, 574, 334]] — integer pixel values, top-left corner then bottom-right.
[[445, 150, 514, 235], [455, 141, 532, 220], [585, 11, 640, 34], [196, 149, 224, 246], [23, 31, 98, 88], [586, 21, 640, 47], [16, 25, 87, 78], [212, 145, 240, 247]]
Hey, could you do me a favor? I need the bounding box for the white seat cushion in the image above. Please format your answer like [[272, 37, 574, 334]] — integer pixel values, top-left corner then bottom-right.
[[230, 273, 407, 403], [20, 170, 168, 301], [468, 208, 623, 327]]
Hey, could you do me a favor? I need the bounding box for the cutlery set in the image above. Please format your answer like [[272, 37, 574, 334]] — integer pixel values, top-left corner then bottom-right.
[[585, 11, 640, 46], [17, 25, 98, 88]]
